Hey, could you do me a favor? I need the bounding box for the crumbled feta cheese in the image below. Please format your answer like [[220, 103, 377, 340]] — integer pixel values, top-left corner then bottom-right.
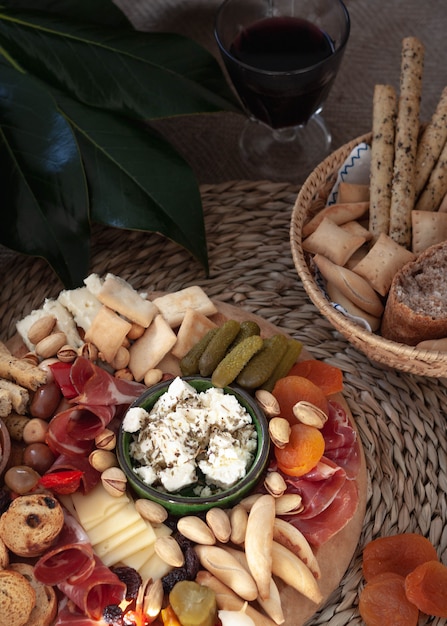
[[123, 376, 257, 494]]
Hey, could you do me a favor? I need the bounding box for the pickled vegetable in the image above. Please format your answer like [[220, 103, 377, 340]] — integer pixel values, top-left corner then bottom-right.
[[180, 328, 219, 376], [211, 335, 263, 388], [198, 320, 241, 377], [261, 338, 303, 392], [169, 580, 217, 626], [236, 333, 288, 389], [362, 533, 438, 581], [405, 560, 447, 618], [359, 572, 419, 626], [229, 320, 261, 348]]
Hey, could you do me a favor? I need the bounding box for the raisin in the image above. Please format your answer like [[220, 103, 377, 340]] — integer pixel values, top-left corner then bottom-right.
[[162, 534, 200, 594], [103, 604, 124, 625], [111, 566, 142, 601]]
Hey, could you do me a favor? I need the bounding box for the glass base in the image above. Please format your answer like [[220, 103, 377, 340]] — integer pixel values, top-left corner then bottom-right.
[[239, 114, 332, 184]]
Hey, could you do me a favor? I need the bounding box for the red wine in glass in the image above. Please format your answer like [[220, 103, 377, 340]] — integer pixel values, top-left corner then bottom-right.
[[229, 16, 337, 129]]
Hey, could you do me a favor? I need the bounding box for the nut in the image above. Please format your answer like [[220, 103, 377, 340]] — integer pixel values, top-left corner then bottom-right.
[[229, 504, 248, 545], [35, 332, 67, 359], [264, 471, 287, 497], [269, 417, 291, 449], [292, 401, 328, 429], [110, 346, 130, 371], [127, 323, 145, 341], [135, 499, 168, 524], [140, 579, 164, 619], [206, 508, 231, 543], [114, 368, 134, 380], [143, 369, 163, 387], [274, 493, 304, 515], [78, 342, 99, 361], [57, 344, 77, 363], [101, 467, 127, 497], [255, 389, 281, 417], [177, 515, 216, 545], [154, 535, 184, 568], [22, 352, 40, 367], [94, 428, 116, 451], [27, 315, 57, 345], [89, 449, 118, 472]]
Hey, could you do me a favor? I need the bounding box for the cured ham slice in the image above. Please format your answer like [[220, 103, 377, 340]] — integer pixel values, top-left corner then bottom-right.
[[322, 401, 361, 479], [69, 357, 146, 406], [34, 510, 96, 586], [58, 555, 126, 621], [46, 411, 95, 457]]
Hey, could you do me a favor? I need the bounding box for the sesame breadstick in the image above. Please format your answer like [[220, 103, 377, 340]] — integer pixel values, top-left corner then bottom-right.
[[389, 36, 424, 248], [414, 138, 447, 212], [369, 84, 397, 242]]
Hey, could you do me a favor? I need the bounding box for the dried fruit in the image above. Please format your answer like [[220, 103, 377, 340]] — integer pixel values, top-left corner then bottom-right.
[[359, 572, 419, 626], [287, 359, 344, 395], [272, 375, 329, 425], [405, 560, 447, 618], [274, 422, 325, 477]]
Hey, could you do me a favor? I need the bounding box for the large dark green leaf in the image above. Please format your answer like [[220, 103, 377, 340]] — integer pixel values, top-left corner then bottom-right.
[[54, 91, 208, 270], [0, 58, 90, 288], [1, 0, 132, 27], [0, 8, 240, 120]]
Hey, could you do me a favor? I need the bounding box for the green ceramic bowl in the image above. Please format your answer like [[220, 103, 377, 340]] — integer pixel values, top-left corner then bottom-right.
[[117, 377, 270, 516]]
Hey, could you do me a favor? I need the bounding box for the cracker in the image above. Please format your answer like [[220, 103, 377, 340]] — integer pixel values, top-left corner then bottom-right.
[[411, 210, 447, 254], [302, 202, 369, 238], [337, 182, 370, 204], [352, 232, 415, 297], [439, 192, 447, 213], [84, 306, 132, 363], [414, 86, 447, 198], [369, 84, 397, 241], [302, 217, 366, 266], [152, 286, 217, 328], [389, 37, 424, 247], [326, 282, 381, 332], [340, 220, 373, 241], [128, 314, 177, 381], [96, 273, 158, 328], [414, 138, 447, 212], [171, 308, 218, 359]]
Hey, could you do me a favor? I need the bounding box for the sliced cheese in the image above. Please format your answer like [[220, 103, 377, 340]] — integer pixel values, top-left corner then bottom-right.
[[96, 273, 158, 328], [58, 286, 102, 332], [93, 516, 148, 559], [70, 483, 130, 531], [99, 523, 158, 567], [117, 542, 156, 571], [86, 503, 144, 546], [139, 551, 173, 581]]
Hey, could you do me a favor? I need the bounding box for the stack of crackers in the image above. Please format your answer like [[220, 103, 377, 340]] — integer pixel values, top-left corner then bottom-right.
[[302, 36, 447, 338]]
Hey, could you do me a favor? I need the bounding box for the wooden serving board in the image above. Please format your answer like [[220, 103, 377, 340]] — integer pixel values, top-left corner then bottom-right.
[[210, 300, 367, 626]]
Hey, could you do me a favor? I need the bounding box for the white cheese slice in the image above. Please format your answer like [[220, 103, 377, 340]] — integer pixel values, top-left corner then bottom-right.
[[16, 308, 52, 351], [98, 523, 158, 567], [93, 515, 148, 558], [85, 503, 143, 546], [43, 299, 83, 348], [70, 483, 130, 531], [58, 286, 102, 332], [139, 551, 173, 581]]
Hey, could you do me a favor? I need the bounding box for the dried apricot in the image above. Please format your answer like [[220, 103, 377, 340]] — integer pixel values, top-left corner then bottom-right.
[[405, 560, 447, 618], [359, 572, 419, 626], [272, 375, 329, 425], [274, 422, 325, 477], [287, 360, 343, 396], [363, 533, 438, 581]]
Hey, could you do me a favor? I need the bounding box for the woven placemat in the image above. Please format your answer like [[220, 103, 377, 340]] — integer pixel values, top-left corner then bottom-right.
[[1, 180, 447, 625]]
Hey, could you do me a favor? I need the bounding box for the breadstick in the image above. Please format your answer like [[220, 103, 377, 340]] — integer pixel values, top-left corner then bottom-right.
[[369, 84, 397, 241], [414, 138, 447, 212], [0, 342, 46, 391], [414, 86, 447, 199], [245, 493, 275, 600], [389, 36, 424, 247]]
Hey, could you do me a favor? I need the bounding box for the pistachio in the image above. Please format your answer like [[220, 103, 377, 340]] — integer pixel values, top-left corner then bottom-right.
[[89, 449, 118, 472], [255, 389, 281, 417], [143, 368, 163, 388], [206, 507, 231, 543], [101, 466, 127, 497], [94, 428, 116, 451], [57, 344, 78, 363], [264, 471, 287, 497], [110, 346, 130, 371], [22, 352, 40, 367], [78, 342, 99, 361], [268, 417, 291, 449], [229, 504, 248, 545], [177, 515, 216, 545], [292, 401, 328, 429], [27, 315, 57, 345], [135, 499, 168, 524], [154, 535, 185, 568], [35, 332, 67, 359], [114, 368, 134, 381], [274, 493, 304, 515]]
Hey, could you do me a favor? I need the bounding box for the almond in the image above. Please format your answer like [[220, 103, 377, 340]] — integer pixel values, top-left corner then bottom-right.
[[35, 332, 67, 359], [27, 315, 57, 345]]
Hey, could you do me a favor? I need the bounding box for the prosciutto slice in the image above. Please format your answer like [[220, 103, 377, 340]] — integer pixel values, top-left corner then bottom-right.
[[34, 510, 96, 586], [58, 555, 126, 621], [322, 400, 361, 479], [46, 411, 95, 457], [69, 357, 146, 406]]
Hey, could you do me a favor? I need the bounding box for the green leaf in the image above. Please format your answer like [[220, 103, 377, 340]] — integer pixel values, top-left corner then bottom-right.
[[0, 0, 132, 27], [0, 8, 240, 119], [54, 90, 209, 271], [0, 58, 90, 288]]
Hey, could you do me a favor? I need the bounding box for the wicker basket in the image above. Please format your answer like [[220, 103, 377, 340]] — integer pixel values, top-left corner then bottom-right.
[[290, 132, 447, 378]]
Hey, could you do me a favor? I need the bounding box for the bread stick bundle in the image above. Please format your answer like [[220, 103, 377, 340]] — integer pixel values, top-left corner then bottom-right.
[[389, 36, 425, 248], [369, 84, 397, 242]]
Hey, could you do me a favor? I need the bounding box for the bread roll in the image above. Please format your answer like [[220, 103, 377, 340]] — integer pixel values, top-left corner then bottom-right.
[[381, 240, 447, 345]]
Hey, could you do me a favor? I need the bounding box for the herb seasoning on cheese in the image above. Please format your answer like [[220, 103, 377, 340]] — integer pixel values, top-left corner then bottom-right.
[[122, 377, 257, 495]]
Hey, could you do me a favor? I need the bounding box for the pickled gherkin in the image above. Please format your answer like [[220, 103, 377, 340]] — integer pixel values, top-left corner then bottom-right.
[[169, 580, 217, 626], [261, 338, 303, 392], [236, 333, 288, 389], [180, 327, 219, 376], [198, 319, 240, 377], [229, 320, 261, 349], [211, 334, 264, 388]]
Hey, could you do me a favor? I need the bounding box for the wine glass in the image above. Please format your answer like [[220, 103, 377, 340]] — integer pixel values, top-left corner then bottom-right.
[[214, 0, 350, 182]]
